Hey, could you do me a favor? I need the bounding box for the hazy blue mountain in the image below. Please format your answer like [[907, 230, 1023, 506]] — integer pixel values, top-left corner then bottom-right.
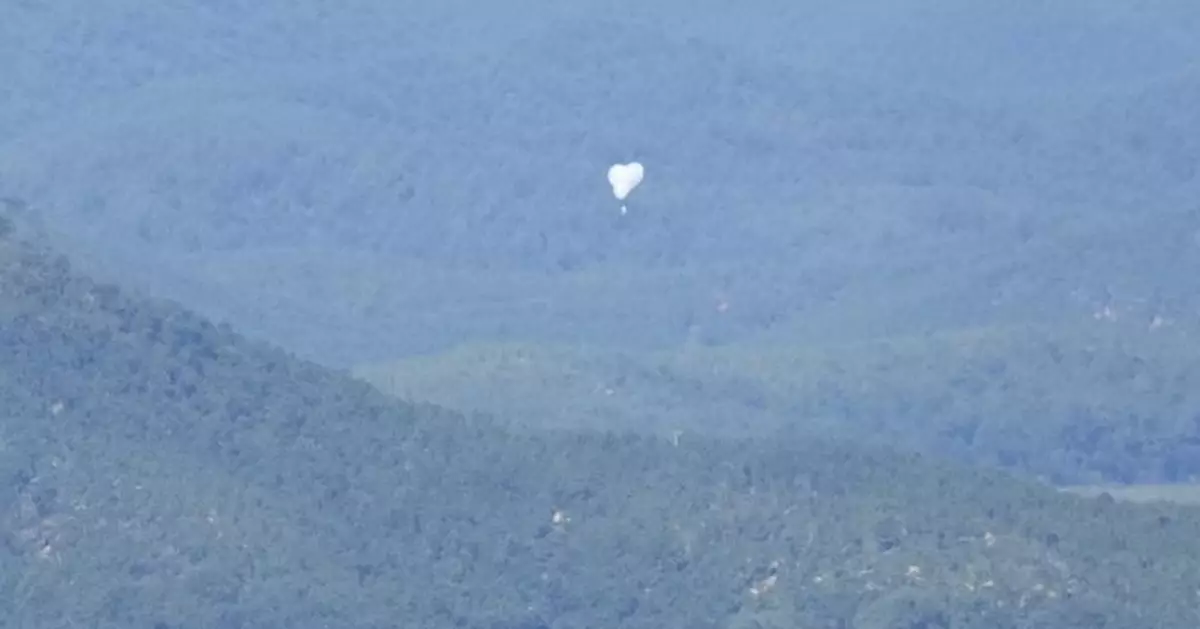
[[4, 5, 1200, 625], [2, 0, 1198, 365]]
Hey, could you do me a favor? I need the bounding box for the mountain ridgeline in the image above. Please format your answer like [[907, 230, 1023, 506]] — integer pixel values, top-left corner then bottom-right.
[[5, 209, 1200, 628], [357, 319, 1200, 487]]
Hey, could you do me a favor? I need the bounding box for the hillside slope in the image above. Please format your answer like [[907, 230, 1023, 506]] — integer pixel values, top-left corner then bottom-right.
[[5, 210, 1200, 627]]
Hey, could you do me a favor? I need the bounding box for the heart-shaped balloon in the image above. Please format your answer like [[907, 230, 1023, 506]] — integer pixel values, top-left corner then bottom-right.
[[607, 162, 644, 201]]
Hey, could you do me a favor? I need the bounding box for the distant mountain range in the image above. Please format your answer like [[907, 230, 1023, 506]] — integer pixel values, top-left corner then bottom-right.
[[1, 0, 1198, 365]]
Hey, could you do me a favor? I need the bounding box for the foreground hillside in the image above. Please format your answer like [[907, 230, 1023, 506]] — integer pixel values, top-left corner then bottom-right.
[[6, 213, 1200, 627]]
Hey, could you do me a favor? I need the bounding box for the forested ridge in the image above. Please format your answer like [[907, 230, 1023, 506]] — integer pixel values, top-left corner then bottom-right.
[[5, 196, 1200, 629], [359, 318, 1200, 486], [3, 1, 1200, 626]]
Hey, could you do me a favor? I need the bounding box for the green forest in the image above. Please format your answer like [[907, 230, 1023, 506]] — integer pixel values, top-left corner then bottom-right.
[[4, 0, 1200, 627], [5, 188, 1200, 628], [357, 317, 1200, 486]]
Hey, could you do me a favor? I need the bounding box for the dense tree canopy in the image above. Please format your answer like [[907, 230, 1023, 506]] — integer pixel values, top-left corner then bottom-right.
[[5, 193, 1200, 628]]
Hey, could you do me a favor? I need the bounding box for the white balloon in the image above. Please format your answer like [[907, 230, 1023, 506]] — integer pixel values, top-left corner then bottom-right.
[[607, 162, 644, 202]]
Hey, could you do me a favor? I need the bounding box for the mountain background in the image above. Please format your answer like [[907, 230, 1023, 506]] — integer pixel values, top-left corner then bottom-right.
[[4, 2, 1200, 625], [3, 0, 1199, 363], [4, 0, 1200, 485]]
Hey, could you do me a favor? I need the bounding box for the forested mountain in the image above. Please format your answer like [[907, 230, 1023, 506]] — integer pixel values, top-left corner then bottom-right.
[[1, 0, 1198, 365], [359, 317, 1200, 487], [3, 3, 1200, 624], [5, 190, 1200, 628]]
